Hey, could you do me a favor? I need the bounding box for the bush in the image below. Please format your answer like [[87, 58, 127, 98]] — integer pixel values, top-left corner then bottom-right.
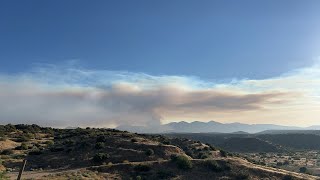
[[0, 171, 8, 179], [204, 160, 221, 172], [131, 138, 138, 143], [157, 170, 175, 179], [145, 148, 154, 156], [66, 148, 73, 153], [79, 141, 91, 149], [34, 143, 41, 148], [234, 173, 249, 180], [170, 154, 178, 161], [15, 143, 28, 150], [204, 160, 230, 172], [16, 136, 30, 142], [220, 150, 228, 157], [172, 155, 192, 170], [50, 147, 64, 152], [282, 175, 295, 180], [28, 150, 42, 155], [1, 149, 13, 155], [277, 162, 283, 166], [96, 135, 108, 142], [134, 164, 151, 172], [198, 152, 208, 159], [93, 153, 110, 163], [162, 140, 170, 145], [12, 154, 26, 159], [4, 124, 16, 132], [45, 140, 54, 146], [299, 167, 308, 173], [63, 139, 75, 146], [95, 142, 105, 149]]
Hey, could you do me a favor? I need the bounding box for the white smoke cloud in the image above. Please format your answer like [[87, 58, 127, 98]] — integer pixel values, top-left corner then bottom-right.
[[0, 62, 319, 127]]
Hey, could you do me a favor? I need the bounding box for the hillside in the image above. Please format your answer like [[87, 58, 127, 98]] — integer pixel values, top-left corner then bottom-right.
[[167, 132, 320, 153], [0, 124, 317, 180], [257, 130, 320, 135], [220, 137, 280, 153]]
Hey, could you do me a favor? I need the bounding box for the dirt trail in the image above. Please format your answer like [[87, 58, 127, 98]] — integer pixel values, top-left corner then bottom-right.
[[7, 168, 83, 180]]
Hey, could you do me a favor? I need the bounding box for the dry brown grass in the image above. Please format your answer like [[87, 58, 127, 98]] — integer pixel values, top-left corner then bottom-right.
[[0, 140, 19, 151]]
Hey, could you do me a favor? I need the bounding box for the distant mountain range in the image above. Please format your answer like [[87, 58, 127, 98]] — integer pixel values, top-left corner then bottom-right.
[[117, 121, 320, 134]]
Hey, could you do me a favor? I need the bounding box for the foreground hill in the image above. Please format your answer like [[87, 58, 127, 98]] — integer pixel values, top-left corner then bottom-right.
[[0, 124, 318, 180]]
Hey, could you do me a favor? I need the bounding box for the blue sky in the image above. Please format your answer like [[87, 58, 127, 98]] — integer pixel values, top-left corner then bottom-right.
[[1, 1, 320, 127], [1, 0, 320, 79]]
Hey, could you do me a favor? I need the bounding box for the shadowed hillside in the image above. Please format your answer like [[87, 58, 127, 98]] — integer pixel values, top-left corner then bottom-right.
[[0, 124, 318, 180]]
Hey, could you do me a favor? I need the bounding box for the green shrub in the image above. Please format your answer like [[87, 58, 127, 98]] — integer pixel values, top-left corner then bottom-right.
[[66, 148, 73, 153], [4, 124, 16, 132], [198, 152, 208, 159], [277, 162, 283, 166], [157, 170, 175, 179], [28, 150, 42, 155], [50, 147, 64, 152], [16, 136, 30, 142], [207, 144, 216, 151], [170, 154, 178, 161], [131, 138, 138, 143], [204, 160, 230, 172], [0, 171, 8, 179], [96, 135, 108, 142], [220, 150, 228, 157], [204, 160, 220, 171], [79, 141, 91, 149], [63, 139, 75, 146], [299, 167, 308, 173], [134, 164, 151, 172], [93, 153, 110, 163], [1, 149, 13, 155], [34, 143, 41, 148], [45, 140, 54, 146], [162, 140, 170, 145], [12, 154, 26, 159], [234, 172, 249, 180], [145, 148, 154, 156], [15, 143, 28, 150], [172, 155, 192, 170], [95, 142, 105, 149], [282, 175, 296, 180]]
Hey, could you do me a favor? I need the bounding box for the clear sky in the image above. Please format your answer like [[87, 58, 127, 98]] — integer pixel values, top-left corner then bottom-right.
[[1, 0, 320, 78], [0, 1, 320, 128]]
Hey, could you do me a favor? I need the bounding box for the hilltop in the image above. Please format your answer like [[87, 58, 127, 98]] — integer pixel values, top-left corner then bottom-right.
[[0, 124, 317, 180]]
